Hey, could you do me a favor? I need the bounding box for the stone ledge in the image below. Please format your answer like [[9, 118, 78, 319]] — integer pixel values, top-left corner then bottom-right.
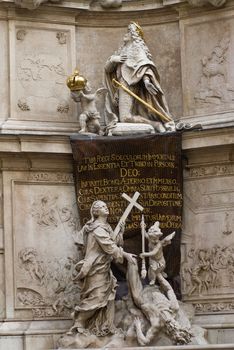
[[56, 345, 234, 350], [0, 127, 233, 154]]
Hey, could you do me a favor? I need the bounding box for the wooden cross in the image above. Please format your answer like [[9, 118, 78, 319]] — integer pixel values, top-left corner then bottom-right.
[[113, 192, 144, 239]]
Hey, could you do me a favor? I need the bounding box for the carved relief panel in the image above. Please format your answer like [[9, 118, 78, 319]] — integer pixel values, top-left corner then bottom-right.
[[3, 171, 80, 319], [181, 150, 234, 314], [180, 10, 234, 126], [9, 21, 76, 123]]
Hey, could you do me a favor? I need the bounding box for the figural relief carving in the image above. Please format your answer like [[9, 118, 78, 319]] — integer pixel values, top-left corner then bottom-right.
[[31, 194, 78, 229], [181, 244, 234, 296], [17, 247, 80, 317], [17, 54, 67, 111], [194, 29, 234, 107]]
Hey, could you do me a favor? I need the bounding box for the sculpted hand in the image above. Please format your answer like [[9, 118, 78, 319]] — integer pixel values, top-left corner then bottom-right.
[[134, 317, 142, 330], [111, 54, 127, 63], [144, 80, 159, 95], [71, 91, 81, 102], [119, 220, 125, 233], [141, 269, 147, 279], [140, 253, 145, 259], [124, 252, 137, 264]]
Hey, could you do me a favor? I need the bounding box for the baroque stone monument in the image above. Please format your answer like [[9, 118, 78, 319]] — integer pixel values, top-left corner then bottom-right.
[[0, 0, 234, 350], [57, 198, 205, 348]]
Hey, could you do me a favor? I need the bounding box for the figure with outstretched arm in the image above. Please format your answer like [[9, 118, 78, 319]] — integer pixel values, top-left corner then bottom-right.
[[68, 200, 136, 336], [140, 221, 175, 290]]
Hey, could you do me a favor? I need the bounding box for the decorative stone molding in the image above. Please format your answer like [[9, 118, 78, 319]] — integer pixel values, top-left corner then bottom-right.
[[187, 0, 226, 7], [14, 0, 61, 10], [17, 99, 30, 111], [185, 162, 234, 179], [99, 0, 122, 8], [27, 172, 74, 183], [56, 32, 67, 45], [16, 30, 27, 41], [57, 102, 69, 114], [194, 301, 234, 313]]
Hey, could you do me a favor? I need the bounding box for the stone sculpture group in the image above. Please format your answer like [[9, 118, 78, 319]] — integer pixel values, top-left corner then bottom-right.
[[67, 22, 200, 136], [57, 194, 207, 348], [59, 21, 206, 349]]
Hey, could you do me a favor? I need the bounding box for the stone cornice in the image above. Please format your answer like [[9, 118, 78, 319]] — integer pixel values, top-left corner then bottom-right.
[[0, 0, 232, 17], [0, 127, 233, 156]]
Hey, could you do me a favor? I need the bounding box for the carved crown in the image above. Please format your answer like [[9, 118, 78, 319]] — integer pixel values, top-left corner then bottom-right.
[[66, 69, 87, 91], [131, 21, 144, 39]]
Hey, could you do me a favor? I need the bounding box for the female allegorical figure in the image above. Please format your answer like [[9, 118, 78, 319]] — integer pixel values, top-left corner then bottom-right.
[[104, 22, 175, 133], [69, 200, 136, 336]]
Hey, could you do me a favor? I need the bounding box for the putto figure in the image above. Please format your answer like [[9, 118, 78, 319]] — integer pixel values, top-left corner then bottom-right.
[[140, 221, 175, 289], [68, 200, 136, 336], [104, 22, 175, 134], [67, 69, 106, 135]]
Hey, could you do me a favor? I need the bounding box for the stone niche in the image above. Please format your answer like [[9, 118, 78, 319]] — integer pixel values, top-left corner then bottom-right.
[[180, 8, 234, 128], [76, 20, 183, 121]]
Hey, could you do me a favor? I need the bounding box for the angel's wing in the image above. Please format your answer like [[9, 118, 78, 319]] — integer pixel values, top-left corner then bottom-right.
[[95, 87, 108, 97], [162, 231, 175, 246]]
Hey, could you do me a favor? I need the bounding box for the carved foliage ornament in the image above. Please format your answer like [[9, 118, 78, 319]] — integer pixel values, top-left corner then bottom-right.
[[56, 32, 67, 45], [18, 99, 30, 111], [16, 29, 27, 41]]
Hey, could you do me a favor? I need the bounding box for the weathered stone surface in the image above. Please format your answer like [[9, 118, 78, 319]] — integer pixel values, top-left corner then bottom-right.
[[180, 9, 234, 127], [181, 144, 234, 321], [0, 19, 9, 123]]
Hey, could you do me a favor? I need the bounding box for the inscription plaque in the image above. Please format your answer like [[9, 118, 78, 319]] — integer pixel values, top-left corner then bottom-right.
[[71, 133, 182, 291]]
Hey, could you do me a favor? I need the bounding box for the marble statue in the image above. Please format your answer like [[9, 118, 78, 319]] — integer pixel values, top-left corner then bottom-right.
[[140, 221, 175, 287], [104, 22, 176, 135], [127, 261, 192, 346], [67, 69, 106, 135], [57, 196, 208, 348], [65, 200, 136, 336]]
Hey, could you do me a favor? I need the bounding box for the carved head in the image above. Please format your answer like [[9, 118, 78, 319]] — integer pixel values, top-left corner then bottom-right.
[[148, 221, 163, 241], [90, 200, 109, 219], [128, 22, 144, 40]]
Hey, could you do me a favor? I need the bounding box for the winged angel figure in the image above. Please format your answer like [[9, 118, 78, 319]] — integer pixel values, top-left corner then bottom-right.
[[71, 84, 107, 135]]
